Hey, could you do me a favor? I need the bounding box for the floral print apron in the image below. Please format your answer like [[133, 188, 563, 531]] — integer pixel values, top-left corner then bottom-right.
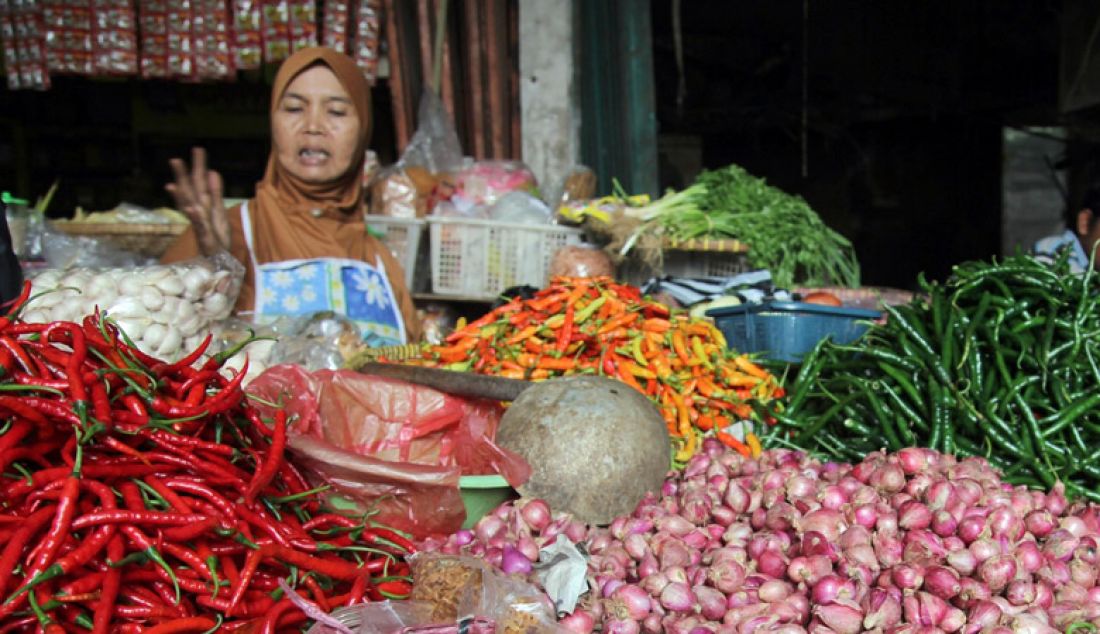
[[241, 203, 407, 345]]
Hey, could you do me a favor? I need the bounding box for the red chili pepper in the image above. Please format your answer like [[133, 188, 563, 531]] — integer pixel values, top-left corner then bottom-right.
[[244, 409, 286, 505], [0, 281, 31, 326], [151, 334, 213, 378], [142, 617, 219, 634], [252, 597, 304, 634], [71, 509, 209, 531], [0, 506, 53, 599], [0, 334, 34, 374], [194, 594, 274, 619], [162, 478, 238, 520], [145, 429, 234, 457]]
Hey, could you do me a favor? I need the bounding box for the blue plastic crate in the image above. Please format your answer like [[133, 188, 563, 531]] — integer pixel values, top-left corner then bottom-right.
[[706, 301, 882, 363]]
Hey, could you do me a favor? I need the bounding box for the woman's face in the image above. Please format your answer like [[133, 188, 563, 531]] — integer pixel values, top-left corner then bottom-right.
[[271, 64, 362, 185]]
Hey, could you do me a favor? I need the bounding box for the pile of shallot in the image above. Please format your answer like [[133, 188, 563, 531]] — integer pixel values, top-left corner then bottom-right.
[[421, 441, 1100, 634]]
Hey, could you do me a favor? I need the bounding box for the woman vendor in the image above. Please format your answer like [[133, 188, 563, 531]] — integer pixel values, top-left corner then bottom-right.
[[161, 47, 420, 344]]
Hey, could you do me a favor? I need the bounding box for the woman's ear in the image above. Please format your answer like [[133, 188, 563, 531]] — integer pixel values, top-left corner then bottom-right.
[[1076, 208, 1095, 237]]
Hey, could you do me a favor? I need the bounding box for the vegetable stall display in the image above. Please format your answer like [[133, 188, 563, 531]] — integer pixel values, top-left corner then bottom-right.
[[562, 165, 861, 289], [776, 253, 1100, 502], [397, 276, 783, 464], [424, 441, 1100, 634], [0, 284, 415, 632]]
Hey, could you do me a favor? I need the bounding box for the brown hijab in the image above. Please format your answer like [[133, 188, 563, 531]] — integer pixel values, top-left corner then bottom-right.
[[163, 48, 420, 340]]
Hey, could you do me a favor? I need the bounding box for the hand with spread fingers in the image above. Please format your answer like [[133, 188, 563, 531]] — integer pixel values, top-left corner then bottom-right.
[[165, 147, 232, 256]]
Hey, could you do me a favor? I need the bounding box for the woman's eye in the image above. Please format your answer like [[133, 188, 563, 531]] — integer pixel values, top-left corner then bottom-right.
[[329, 110, 347, 117], [283, 105, 303, 113]]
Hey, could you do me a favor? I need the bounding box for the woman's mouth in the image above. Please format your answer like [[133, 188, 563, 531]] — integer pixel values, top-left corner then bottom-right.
[[298, 148, 330, 166]]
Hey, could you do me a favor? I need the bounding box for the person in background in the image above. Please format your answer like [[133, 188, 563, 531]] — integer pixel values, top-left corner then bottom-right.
[[1033, 185, 1100, 273], [0, 206, 23, 306], [161, 47, 420, 344]]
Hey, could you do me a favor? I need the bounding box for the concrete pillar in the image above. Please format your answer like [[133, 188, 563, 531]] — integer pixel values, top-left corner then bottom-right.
[[518, 0, 580, 204]]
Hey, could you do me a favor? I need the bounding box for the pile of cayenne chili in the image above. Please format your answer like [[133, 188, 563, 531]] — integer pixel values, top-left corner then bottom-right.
[[0, 282, 416, 633], [405, 276, 784, 464]]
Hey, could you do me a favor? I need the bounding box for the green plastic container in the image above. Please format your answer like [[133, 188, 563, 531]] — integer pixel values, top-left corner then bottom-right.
[[459, 475, 516, 529]]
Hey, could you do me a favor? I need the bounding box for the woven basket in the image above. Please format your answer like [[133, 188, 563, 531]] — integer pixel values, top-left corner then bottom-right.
[[53, 222, 188, 258]]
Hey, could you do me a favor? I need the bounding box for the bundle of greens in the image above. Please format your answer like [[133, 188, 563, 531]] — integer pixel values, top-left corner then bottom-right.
[[621, 165, 860, 288]]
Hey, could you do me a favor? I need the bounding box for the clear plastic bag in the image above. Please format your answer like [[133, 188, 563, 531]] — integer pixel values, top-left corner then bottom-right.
[[245, 365, 530, 538], [454, 161, 540, 208], [307, 555, 569, 634], [23, 251, 245, 362], [400, 89, 465, 176]]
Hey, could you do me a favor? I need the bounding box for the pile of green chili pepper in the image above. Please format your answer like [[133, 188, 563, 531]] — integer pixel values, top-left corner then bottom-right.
[[0, 283, 416, 633], [774, 252, 1100, 501]]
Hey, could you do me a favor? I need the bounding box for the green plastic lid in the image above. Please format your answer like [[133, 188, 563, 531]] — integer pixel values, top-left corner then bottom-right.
[[1, 192, 28, 206]]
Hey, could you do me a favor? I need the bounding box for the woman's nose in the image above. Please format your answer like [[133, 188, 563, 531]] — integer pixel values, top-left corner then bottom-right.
[[305, 107, 324, 133]]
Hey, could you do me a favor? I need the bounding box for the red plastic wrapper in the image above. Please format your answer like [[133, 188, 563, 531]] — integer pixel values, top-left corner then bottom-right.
[[7, 0, 50, 89], [193, 0, 233, 80], [320, 0, 349, 54], [138, 0, 167, 77], [231, 0, 260, 69], [261, 0, 289, 62], [351, 0, 379, 84], [247, 364, 530, 539], [288, 0, 315, 53]]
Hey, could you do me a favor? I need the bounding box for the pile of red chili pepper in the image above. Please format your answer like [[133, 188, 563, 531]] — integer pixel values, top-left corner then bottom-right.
[[0, 283, 415, 634], [411, 276, 783, 464]]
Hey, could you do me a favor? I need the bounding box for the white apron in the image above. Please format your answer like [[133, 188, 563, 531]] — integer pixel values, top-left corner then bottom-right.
[[241, 203, 407, 345]]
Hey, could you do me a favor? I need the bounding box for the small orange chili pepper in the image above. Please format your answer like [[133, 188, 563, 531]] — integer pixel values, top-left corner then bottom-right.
[[716, 431, 751, 457]]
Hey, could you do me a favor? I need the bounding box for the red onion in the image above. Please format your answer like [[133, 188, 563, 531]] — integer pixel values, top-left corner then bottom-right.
[[987, 507, 1023, 541], [922, 565, 960, 600], [1034, 581, 1054, 609], [694, 585, 727, 621], [659, 581, 695, 613], [558, 610, 595, 634], [979, 554, 1017, 593], [872, 532, 903, 567], [956, 516, 985, 544], [475, 515, 506, 543], [814, 603, 863, 634], [968, 537, 1000, 563], [708, 559, 743, 594], [519, 499, 551, 532], [623, 533, 648, 560], [801, 531, 839, 561], [609, 584, 652, 621], [956, 576, 991, 608], [452, 529, 474, 546], [1006, 579, 1036, 606], [756, 548, 789, 579], [903, 529, 946, 564], [641, 572, 670, 597], [1069, 555, 1098, 587], [800, 510, 845, 543], [891, 564, 924, 591], [917, 591, 949, 627], [712, 506, 737, 528], [637, 552, 660, 579], [758, 579, 792, 603], [939, 607, 966, 633], [657, 539, 692, 569], [811, 574, 847, 605], [787, 474, 817, 499], [1045, 483, 1068, 515], [897, 448, 928, 475], [819, 485, 848, 511], [863, 588, 902, 630], [663, 565, 688, 584], [851, 504, 878, 529], [641, 614, 662, 634], [604, 619, 640, 634], [897, 501, 932, 532], [600, 577, 625, 598], [931, 510, 957, 537], [843, 543, 878, 570], [1014, 540, 1043, 574], [1060, 515, 1088, 538]]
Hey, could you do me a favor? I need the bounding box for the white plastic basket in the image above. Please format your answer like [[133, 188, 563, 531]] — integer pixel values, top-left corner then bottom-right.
[[428, 216, 584, 298], [365, 216, 425, 289]]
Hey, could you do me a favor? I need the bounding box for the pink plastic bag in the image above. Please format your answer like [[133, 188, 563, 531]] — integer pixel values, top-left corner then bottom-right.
[[247, 365, 530, 538]]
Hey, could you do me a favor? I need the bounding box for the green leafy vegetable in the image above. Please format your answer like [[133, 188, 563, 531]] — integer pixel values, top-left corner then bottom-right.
[[622, 164, 860, 288]]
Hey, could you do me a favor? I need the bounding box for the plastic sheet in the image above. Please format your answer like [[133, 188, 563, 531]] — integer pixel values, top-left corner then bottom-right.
[[246, 365, 530, 538], [306, 554, 568, 634]]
